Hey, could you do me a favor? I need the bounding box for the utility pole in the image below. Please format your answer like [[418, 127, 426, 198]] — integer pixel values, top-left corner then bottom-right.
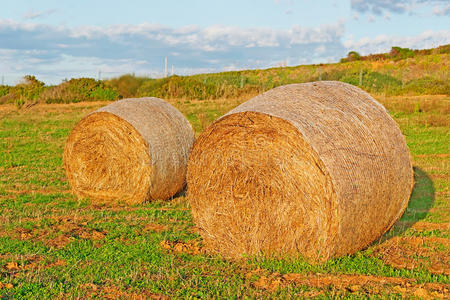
[[164, 57, 168, 78], [171, 64, 174, 76], [98, 70, 102, 81], [359, 69, 363, 86]]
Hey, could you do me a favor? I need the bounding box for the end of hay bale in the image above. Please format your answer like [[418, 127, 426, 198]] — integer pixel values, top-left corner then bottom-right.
[[188, 111, 337, 260]]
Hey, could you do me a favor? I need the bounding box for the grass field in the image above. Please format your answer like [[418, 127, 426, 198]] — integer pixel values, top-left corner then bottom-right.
[[0, 94, 449, 299]]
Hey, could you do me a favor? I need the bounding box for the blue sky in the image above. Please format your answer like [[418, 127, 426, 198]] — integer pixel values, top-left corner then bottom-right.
[[0, 0, 449, 84]]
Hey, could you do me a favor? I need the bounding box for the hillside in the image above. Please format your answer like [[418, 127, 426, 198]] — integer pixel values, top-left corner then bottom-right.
[[0, 45, 449, 107]]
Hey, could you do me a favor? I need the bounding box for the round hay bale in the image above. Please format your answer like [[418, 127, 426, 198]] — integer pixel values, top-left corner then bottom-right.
[[64, 97, 194, 205], [187, 81, 414, 261]]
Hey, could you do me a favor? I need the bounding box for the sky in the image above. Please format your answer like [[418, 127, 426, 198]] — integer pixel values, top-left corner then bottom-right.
[[0, 0, 449, 85]]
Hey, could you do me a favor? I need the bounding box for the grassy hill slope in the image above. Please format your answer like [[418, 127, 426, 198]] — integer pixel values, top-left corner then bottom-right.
[[0, 45, 448, 107]]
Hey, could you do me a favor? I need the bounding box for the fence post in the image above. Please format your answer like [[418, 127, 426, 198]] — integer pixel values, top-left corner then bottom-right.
[[359, 69, 363, 86]]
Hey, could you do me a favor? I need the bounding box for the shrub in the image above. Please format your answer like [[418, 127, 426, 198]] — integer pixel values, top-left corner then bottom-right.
[[136, 78, 167, 98], [105, 74, 147, 98], [318, 69, 402, 95], [40, 78, 119, 103], [360, 71, 402, 94], [340, 51, 362, 63], [3, 75, 47, 107], [389, 47, 416, 61], [403, 77, 450, 95], [15, 75, 46, 100], [0, 85, 10, 97], [137, 76, 219, 100]]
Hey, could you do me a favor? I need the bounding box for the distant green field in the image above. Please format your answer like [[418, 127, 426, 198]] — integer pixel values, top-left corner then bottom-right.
[[1, 45, 449, 107], [0, 95, 448, 298]]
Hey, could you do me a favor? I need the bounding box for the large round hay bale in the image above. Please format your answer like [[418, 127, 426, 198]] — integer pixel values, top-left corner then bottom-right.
[[187, 81, 414, 261], [64, 97, 194, 205]]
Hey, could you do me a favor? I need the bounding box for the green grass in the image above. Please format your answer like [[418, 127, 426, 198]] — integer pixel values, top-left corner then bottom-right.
[[0, 95, 448, 298]]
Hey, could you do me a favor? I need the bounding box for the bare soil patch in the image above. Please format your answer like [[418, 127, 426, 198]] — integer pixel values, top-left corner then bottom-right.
[[250, 269, 449, 298], [15, 215, 107, 248], [372, 236, 450, 275], [160, 240, 205, 255], [79, 283, 169, 300]]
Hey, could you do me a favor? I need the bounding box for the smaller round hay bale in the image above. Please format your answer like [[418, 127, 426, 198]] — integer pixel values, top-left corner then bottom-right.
[[64, 97, 194, 204], [187, 81, 414, 261]]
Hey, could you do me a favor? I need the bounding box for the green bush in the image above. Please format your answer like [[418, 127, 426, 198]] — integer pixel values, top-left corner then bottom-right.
[[389, 47, 416, 61], [403, 77, 450, 95], [105, 74, 147, 98], [3, 75, 47, 107], [340, 51, 362, 63], [0, 85, 10, 97], [136, 78, 167, 98], [40, 78, 119, 103], [195, 72, 243, 88], [320, 70, 349, 81], [15, 75, 46, 100], [89, 87, 119, 101], [360, 71, 402, 94], [138, 76, 222, 100], [316, 69, 402, 95]]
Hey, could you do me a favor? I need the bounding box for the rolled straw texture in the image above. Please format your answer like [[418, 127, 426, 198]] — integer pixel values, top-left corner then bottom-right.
[[64, 97, 194, 205], [187, 81, 414, 261]]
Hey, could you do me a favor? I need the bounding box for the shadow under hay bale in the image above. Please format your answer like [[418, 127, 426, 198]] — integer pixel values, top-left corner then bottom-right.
[[187, 81, 414, 262], [377, 166, 435, 243], [64, 97, 194, 205]]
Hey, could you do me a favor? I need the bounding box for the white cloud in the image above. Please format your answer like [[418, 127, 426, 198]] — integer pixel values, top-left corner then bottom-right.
[[351, 0, 411, 15], [315, 45, 326, 54], [0, 19, 347, 84], [0, 18, 448, 85], [351, 0, 449, 16], [23, 9, 57, 20], [344, 30, 450, 55], [432, 4, 450, 15]]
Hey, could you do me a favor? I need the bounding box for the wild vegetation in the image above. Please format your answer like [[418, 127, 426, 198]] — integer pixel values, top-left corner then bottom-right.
[[0, 93, 448, 298], [0, 45, 448, 107], [0, 78, 118, 107], [40, 78, 118, 104]]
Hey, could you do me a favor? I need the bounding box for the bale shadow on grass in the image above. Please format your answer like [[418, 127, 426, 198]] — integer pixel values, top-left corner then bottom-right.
[[377, 166, 435, 243]]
